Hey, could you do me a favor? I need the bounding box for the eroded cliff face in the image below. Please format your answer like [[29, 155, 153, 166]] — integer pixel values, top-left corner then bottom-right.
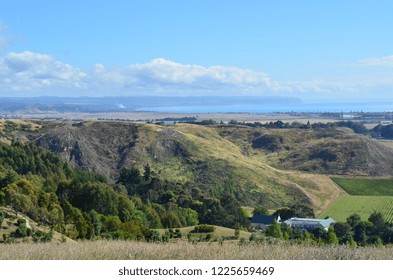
[[35, 121, 141, 179]]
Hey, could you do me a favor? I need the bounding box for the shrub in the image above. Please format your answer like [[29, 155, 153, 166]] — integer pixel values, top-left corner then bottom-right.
[[192, 224, 215, 233], [0, 210, 4, 228], [32, 230, 53, 243]]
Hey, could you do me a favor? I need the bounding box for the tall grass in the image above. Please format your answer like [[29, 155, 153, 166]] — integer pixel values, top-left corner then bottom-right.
[[1, 240, 393, 260]]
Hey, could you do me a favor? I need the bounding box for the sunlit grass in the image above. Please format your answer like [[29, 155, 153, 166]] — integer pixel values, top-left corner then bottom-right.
[[1, 240, 393, 260]]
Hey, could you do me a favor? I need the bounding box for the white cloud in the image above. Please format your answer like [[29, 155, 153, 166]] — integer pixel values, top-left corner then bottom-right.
[[1, 51, 87, 92], [0, 52, 284, 96], [2, 51, 393, 98], [358, 55, 393, 67]]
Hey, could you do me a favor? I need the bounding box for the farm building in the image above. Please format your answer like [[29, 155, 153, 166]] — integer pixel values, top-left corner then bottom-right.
[[284, 217, 335, 232], [251, 214, 281, 230]]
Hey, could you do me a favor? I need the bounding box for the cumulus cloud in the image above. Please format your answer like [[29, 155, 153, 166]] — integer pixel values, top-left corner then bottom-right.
[[2, 51, 392, 98], [0, 51, 87, 92], [0, 52, 282, 96]]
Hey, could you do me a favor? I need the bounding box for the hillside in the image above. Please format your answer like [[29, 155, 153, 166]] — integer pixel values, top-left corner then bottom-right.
[[0, 207, 74, 244], [30, 121, 393, 210], [217, 126, 393, 176], [33, 121, 317, 208]]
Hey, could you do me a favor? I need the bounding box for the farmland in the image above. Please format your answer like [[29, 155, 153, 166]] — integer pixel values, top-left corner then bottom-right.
[[318, 195, 393, 223], [332, 177, 393, 196]]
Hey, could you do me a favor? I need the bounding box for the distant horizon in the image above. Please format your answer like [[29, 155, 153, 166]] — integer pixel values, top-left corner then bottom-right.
[[1, 95, 393, 114]]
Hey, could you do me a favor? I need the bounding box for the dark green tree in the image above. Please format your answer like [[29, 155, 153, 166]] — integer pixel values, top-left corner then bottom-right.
[[0, 210, 4, 228], [253, 206, 268, 215], [347, 213, 361, 228], [143, 164, 151, 181], [265, 219, 283, 238]]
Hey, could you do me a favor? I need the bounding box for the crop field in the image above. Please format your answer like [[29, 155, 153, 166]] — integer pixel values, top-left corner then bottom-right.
[[331, 177, 393, 196], [318, 195, 393, 223]]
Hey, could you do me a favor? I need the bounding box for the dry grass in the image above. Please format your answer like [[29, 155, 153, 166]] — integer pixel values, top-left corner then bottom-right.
[[156, 226, 252, 240], [376, 139, 393, 150], [283, 171, 343, 215], [1, 240, 393, 260]]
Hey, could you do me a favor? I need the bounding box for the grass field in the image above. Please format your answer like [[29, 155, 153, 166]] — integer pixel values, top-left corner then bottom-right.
[[156, 225, 252, 240], [332, 177, 393, 196], [1, 240, 393, 260], [318, 195, 393, 223]]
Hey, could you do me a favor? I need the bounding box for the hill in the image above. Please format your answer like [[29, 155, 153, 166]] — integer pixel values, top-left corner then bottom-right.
[[4, 119, 393, 216], [30, 121, 393, 211], [34, 121, 314, 208], [217, 126, 393, 176]]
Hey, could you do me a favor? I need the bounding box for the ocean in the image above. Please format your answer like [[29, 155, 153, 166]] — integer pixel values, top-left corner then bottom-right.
[[137, 101, 393, 114]]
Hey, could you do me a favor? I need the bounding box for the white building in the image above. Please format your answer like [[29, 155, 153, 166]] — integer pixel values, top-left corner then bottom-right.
[[284, 217, 335, 232]]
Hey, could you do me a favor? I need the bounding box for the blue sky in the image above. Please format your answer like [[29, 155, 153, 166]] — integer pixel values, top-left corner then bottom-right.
[[1, 0, 393, 100]]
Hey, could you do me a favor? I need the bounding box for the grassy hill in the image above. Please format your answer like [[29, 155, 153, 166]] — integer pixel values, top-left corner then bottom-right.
[[33, 121, 315, 208], [0, 207, 74, 244], [217, 126, 393, 176]]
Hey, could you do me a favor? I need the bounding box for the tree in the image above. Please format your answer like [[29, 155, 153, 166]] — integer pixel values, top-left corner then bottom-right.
[[73, 208, 88, 239], [253, 206, 268, 216], [4, 185, 32, 214], [265, 219, 283, 238], [143, 164, 151, 181], [0, 210, 5, 228], [347, 213, 361, 228], [89, 210, 102, 237], [274, 204, 314, 220], [368, 212, 385, 229], [0, 170, 18, 189], [334, 222, 351, 240], [354, 222, 368, 246], [325, 226, 339, 245], [15, 218, 28, 238], [381, 124, 393, 139]]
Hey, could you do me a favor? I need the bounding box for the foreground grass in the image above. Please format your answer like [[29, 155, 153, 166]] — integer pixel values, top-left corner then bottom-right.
[[1, 240, 393, 260]]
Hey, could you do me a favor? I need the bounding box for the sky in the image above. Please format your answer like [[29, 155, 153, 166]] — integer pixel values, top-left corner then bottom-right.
[[1, 0, 393, 101]]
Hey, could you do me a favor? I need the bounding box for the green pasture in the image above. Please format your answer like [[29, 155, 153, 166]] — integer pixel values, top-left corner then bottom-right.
[[331, 177, 393, 196], [318, 195, 393, 223]]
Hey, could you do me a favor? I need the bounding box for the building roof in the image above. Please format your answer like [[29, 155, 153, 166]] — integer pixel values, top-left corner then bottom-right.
[[251, 214, 279, 225], [284, 217, 335, 228]]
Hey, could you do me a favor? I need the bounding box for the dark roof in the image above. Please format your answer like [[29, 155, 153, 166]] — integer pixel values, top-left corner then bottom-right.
[[251, 214, 278, 225]]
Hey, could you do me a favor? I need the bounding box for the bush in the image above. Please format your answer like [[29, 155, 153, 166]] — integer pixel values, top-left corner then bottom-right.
[[0, 210, 4, 228], [32, 230, 53, 243], [192, 224, 215, 233]]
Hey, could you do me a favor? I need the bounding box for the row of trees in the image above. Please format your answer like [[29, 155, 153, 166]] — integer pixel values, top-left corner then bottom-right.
[[195, 119, 370, 135]]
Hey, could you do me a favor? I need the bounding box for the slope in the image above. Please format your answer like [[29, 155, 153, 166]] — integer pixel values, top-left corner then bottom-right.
[[34, 121, 313, 208]]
